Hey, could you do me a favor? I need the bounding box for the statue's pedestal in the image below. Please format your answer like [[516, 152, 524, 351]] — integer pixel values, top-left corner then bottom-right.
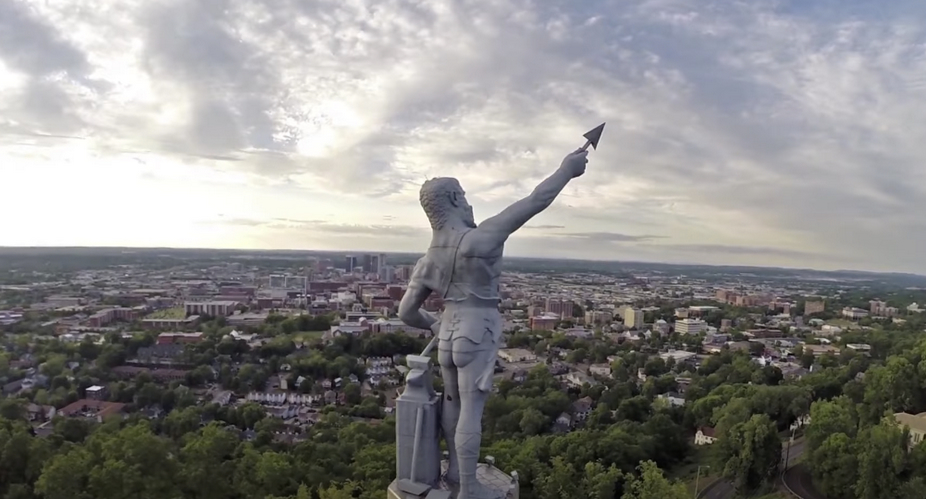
[[387, 460, 519, 499]]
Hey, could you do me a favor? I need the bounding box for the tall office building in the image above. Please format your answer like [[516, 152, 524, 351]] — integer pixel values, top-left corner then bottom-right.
[[379, 265, 395, 283], [361, 254, 374, 272], [545, 298, 574, 319], [623, 308, 644, 329], [345, 255, 357, 272]]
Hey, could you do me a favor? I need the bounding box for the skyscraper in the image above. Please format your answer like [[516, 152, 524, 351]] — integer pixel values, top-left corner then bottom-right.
[[345, 255, 357, 272], [379, 265, 395, 283], [361, 254, 374, 272]]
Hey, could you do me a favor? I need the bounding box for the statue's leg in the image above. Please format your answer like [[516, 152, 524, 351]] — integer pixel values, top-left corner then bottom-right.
[[438, 343, 461, 483], [452, 341, 495, 499]]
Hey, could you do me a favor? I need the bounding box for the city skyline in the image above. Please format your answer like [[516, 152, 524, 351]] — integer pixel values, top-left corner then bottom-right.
[[3, 0, 926, 273]]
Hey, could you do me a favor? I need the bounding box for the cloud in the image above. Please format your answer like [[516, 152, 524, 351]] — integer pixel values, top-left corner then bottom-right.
[[208, 217, 427, 238], [557, 231, 663, 243], [4, 0, 926, 272], [648, 244, 817, 259]]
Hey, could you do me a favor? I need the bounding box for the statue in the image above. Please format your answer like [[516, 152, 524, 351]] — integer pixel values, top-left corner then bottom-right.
[[393, 137, 598, 498]]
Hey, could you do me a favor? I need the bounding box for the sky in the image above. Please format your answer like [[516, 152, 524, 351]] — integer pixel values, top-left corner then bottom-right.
[[2, 0, 926, 273]]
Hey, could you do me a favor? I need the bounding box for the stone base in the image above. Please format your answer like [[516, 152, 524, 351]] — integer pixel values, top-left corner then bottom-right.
[[387, 461, 518, 499]]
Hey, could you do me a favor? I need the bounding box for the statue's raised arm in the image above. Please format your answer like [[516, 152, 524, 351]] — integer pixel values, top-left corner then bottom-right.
[[478, 149, 588, 239]]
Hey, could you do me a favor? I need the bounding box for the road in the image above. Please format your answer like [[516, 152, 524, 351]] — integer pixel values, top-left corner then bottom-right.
[[701, 479, 734, 499], [783, 464, 827, 499], [698, 438, 808, 499]]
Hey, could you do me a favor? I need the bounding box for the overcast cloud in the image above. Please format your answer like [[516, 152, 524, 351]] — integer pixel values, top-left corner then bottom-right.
[[1, 0, 925, 272]]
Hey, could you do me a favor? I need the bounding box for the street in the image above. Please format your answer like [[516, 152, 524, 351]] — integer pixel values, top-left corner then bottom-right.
[[699, 437, 808, 499], [783, 464, 827, 499]]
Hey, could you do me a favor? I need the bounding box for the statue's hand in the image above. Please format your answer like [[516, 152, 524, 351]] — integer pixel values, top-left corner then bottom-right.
[[560, 149, 588, 178]]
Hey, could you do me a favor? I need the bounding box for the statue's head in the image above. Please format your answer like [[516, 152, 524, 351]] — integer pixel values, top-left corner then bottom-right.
[[419, 177, 476, 230]]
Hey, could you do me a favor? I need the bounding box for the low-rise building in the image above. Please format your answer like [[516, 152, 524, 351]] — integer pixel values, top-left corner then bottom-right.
[[895, 412, 926, 448], [529, 314, 558, 331], [184, 301, 238, 317], [695, 427, 717, 445], [676, 318, 706, 335], [157, 332, 204, 345], [498, 348, 537, 363], [58, 399, 126, 422]]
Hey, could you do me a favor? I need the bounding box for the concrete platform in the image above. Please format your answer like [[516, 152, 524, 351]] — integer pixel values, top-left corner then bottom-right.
[[387, 460, 519, 499]]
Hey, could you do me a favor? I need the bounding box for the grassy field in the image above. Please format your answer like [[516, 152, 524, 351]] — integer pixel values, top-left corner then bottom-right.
[[671, 446, 712, 480], [293, 331, 325, 342], [672, 446, 719, 495], [146, 307, 185, 319]]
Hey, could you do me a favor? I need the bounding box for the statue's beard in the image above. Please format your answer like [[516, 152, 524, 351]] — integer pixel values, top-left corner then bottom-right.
[[464, 208, 476, 228]]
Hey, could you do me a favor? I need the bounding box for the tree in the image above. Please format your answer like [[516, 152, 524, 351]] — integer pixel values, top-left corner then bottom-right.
[[318, 481, 357, 499], [716, 414, 781, 495], [537, 456, 581, 499], [519, 408, 548, 436], [854, 422, 908, 499], [343, 384, 362, 406], [582, 461, 622, 499], [178, 424, 239, 499], [806, 397, 857, 450], [811, 432, 858, 498], [862, 358, 921, 424], [621, 460, 688, 499]]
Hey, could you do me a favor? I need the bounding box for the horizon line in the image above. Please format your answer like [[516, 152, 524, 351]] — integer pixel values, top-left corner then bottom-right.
[[0, 244, 923, 279]]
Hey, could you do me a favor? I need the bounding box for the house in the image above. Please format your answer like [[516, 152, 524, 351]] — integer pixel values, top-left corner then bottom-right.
[[563, 327, 594, 339], [26, 404, 56, 423], [695, 427, 717, 445], [894, 412, 926, 448], [2, 379, 23, 395], [790, 414, 811, 431], [589, 364, 611, 378], [703, 344, 725, 355], [780, 364, 810, 379], [659, 349, 697, 363], [510, 369, 528, 384], [802, 344, 840, 357], [548, 363, 569, 375], [572, 397, 594, 422], [564, 371, 599, 388], [554, 413, 573, 433], [657, 392, 685, 407]]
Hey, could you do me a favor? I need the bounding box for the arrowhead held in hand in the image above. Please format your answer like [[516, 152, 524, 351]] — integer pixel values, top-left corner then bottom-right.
[[583, 123, 606, 150]]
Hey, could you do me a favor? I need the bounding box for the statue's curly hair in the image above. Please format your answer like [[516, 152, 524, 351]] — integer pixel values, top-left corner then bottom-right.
[[419, 177, 462, 230]]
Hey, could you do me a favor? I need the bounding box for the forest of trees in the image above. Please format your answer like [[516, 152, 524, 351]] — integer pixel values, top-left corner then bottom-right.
[[5, 287, 926, 498], [803, 337, 926, 499]]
